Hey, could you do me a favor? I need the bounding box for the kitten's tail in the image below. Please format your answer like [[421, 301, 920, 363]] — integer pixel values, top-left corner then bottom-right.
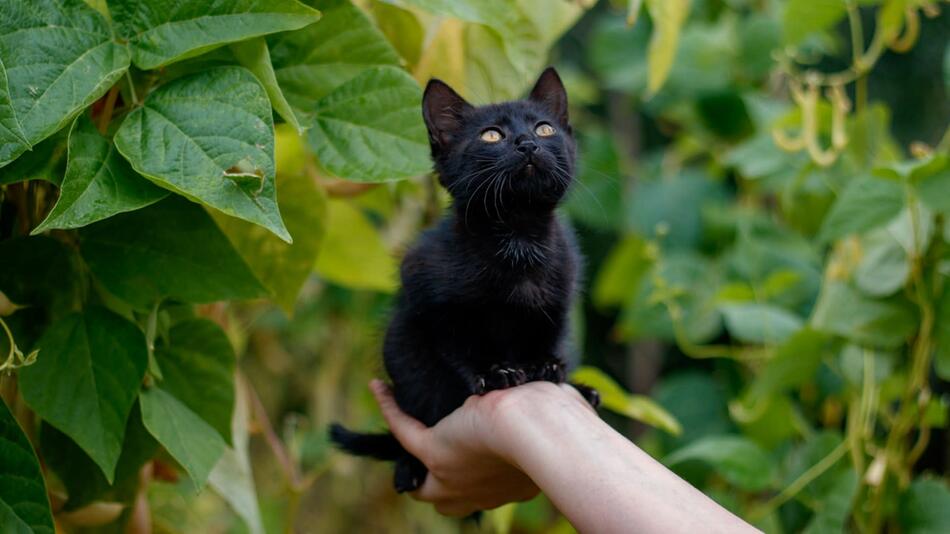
[[328, 423, 403, 461]]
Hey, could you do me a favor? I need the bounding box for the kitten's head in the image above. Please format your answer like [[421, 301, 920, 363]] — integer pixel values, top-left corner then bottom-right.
[[422, 68, 576, 216]]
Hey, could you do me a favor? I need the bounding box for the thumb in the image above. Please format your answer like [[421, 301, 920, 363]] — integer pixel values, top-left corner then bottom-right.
[[369, 379, 429, 458]]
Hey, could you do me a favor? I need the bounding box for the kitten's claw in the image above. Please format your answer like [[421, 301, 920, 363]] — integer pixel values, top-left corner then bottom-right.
[[473, 364, 529, 393], [532, 359, 567, 383]]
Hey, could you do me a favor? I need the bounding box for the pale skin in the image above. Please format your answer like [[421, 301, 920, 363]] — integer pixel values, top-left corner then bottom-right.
[[369, 379, 760, 534]]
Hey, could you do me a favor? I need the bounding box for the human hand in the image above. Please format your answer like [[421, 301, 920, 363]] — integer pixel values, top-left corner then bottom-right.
[[369, 379, 593, 517]]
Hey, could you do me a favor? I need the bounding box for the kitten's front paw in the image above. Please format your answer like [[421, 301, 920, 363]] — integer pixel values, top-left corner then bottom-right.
[[530, 359, 567, 383], [473, 364, 529, 394]]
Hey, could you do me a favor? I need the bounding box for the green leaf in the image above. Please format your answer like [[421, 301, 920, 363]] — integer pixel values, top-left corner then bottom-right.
[[783, 0, 847, 46], [19, 307, 148, 482], [33, 115, 167, 233], [213, 126, 326, 314], [79, 196, 267, 310], [747, 328, 834, 402], [307, 66, 430, 182], [719, 303, 803, 344], [0, 399, 53, 534], [900, 477, 950, 534], [41, 403, 157, 510], [916, 167, 950, 214], [315, 199, 397, 293], [209, 378, 264, 534], [571, 366, 682, 435], [804, 469, 859, 534], [140, 386, 226, 490], [665, 435, 774, 491], [818, 176, 905, 242], [854, 227, 911, 297], [811, 281, 917, 348], [399, 0, 512, 27], [592, 235, 653, 309], [0, 131, 68, 186], [269, 0, 401, 117], [0, 0, 130, 167], [415, 0, 587, 102], [109, 0, 320, 70], [113, 66, 290, 242], [655, 372, 733, 450], [231, 38, 304, 135], [370, 0, 425, 67], [154, 319, 235, 445], [644, 0, 690, 97]]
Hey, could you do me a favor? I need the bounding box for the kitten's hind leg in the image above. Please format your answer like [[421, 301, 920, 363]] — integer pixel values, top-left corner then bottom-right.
[[394, 453, 428, 493], [571, 382, 601, 408]]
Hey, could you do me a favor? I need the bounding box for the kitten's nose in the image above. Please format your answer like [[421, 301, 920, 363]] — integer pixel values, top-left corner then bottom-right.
[[515, 139, 539, 154]]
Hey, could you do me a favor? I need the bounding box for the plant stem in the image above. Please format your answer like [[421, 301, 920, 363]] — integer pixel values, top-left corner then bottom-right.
[[97, 84, 121, 134], [752, 440, 850, 521]]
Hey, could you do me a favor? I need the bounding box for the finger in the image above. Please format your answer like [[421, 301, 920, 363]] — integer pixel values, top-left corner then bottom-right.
[[434, 500, 478, 518], [410, 473, 456, 503], [369, 379, 429, 457]]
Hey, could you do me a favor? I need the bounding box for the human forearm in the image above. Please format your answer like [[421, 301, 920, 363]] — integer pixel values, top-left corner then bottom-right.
[[496, 384, 759, 534]]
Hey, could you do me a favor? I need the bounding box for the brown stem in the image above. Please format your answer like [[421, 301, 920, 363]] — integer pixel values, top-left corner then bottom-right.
[[97, 84, 121, 134], [241, 372, 303, 490]]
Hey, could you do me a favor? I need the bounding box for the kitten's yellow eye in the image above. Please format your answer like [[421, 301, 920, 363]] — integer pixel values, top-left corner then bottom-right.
[[480, 129, 503, 143], [535, 123, 556, 137]]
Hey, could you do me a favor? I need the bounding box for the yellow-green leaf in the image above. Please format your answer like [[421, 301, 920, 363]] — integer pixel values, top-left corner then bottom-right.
[[645, 0, 690, 97], [315, 199, 397, 293], [571, 366, 682, 435]]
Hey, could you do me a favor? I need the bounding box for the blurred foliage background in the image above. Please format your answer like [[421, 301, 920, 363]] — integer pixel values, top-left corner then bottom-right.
[[2, 0, 949, 533]]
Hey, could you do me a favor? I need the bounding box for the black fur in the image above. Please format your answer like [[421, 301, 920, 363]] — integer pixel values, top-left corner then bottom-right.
[[330, 68, 598, 496]]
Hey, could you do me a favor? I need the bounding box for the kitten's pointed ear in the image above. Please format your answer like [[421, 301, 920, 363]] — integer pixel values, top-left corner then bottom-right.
[[529, 67, 569, 126], [422, 79, 472, 148]]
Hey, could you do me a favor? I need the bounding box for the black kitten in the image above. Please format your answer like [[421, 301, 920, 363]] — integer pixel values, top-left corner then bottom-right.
[[330, 68, 598, 494]]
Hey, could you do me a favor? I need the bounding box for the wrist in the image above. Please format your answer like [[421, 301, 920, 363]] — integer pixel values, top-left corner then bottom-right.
[[486, 382, 603, 467]]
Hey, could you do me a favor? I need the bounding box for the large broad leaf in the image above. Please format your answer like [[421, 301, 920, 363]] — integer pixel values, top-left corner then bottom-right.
[[818, 176, 904, 243], [109, 0, 320, 70], [665, 435, 774, 491], [0, 0, 130, 167], [643, 0, 689, 97], [269, 0, 402, 117], [811, 282, 917, 349], [719, 303, 804, 345], [154, 319, 235, 444], [315, 199, 397, 293], [916, 167, 950, 214], [140, 386, 226, 490], [804, 469, 859, 534], [399, 0, 512, 28], [0, 132, 68, 186], [899, 477, 950, 534], [113, 67, 290, 242], [414, 0, 588, 102], [571, 366, 681, 435], [214, 126, 326, 314], [307, 66, 430, 181], [231, 38, 304, 135], [0, 399, 53, 534], [209, 377, 264, 534], [41, 403, 157, 510], [33, 115, 167, 233], [79, 196, 267, 310], [19, 307, 148, 482]]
